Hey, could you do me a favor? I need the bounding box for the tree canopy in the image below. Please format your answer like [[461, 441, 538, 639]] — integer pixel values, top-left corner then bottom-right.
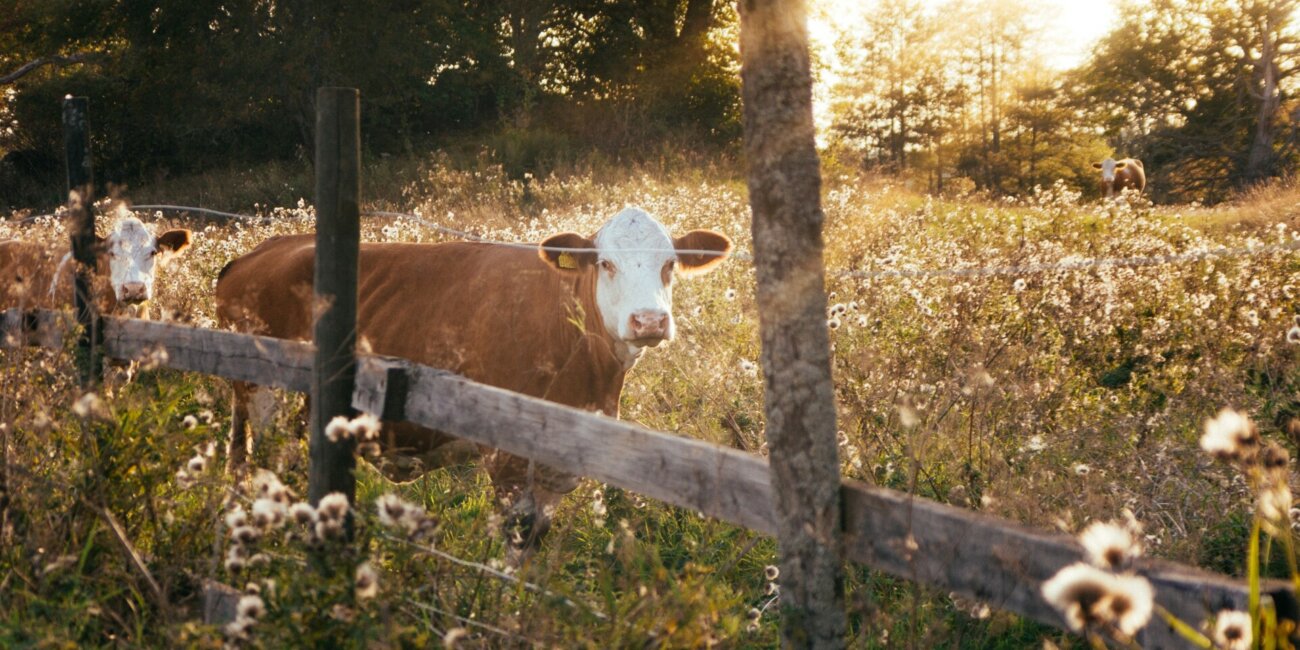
[[0, 0, 740, 199]]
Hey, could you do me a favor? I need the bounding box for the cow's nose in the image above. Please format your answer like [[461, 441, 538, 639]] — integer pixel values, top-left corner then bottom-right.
[[628, 310, 670, 343], [121, 282, 148, 304]]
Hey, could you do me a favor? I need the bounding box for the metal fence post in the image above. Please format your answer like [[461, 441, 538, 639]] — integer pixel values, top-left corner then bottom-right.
[[62, 96, 99, 385], [308, 88, 361, 520]]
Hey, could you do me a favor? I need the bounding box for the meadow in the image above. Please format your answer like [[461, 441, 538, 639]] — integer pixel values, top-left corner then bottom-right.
[[2, 154, 1300, 648]]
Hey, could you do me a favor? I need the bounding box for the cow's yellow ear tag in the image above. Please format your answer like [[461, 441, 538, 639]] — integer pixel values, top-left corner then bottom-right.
[[557, 252, 577, 269]]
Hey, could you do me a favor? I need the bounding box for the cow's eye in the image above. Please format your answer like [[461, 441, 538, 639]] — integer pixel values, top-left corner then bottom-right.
[[148, 249, 159, 258], [599, 260, 616, 275]]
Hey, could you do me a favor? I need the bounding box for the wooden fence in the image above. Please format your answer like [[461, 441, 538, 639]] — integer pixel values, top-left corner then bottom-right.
[[3, 93, 1295, 647], [3, 308, 1295, 644]]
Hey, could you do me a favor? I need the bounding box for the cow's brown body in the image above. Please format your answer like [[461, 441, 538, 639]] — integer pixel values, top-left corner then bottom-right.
[[216, 235, 630, 550], [0, 240, 114, 312], [1098, 158, 1146, 198]]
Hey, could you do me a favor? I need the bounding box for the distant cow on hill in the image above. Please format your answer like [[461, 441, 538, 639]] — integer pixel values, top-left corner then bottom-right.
[[1093, 158, 1146, 198], [215, 206, 733, 561], [1, 216, 192, 317]]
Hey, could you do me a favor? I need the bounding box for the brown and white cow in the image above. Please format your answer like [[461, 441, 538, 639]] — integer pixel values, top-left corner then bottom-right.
[[1, 215, 192, 316], [215, 206, 732, 559], [1093, 157, 1146, 198]]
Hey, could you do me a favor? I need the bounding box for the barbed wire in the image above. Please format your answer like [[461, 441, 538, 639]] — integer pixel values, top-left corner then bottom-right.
[[841, 238, 1300, 280], [8, 202, 1300, 278]]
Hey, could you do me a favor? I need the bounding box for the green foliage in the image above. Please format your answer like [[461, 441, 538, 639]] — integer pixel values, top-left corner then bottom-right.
[[0, 0, 741, 208], [1075, 0, 1300, 202]]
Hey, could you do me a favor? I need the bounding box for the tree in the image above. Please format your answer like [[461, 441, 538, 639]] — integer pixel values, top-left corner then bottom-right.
[[1077, 0, 1300, 200], [739, 0, 846, 646]]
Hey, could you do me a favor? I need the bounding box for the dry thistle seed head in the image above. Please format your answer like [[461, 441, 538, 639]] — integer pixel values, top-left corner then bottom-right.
[[230, 525, 260, 545], [223, 616, 254, 641], [350, 412, 382, 440], [1106, 574, 1154, 637], [186, 454, 207, 474], [1211, 610, 1252, 650], [1258, 482, 1293, 523], [1078, 520, 1142, 571], [1200, 408, 1260, 464], [324, 415, 351, 442], [251, 498, 286, 529], [317, 493, 350, 522], [289, 502, 316, 525], [224, 507, 248, 530], [355, 562, 379, 600], [764, 565, 780, 581], [1288, 324, 1300, 345], [746, 607, 761, 620], [1261, 442, 1290, 472], [236, 594, 265, 620], [1040, 563, 1116, 632], [375, 493, 410, 529]]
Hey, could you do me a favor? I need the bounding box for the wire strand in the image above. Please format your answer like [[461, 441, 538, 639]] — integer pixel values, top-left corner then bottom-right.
[[12, 202, 1298, 279]]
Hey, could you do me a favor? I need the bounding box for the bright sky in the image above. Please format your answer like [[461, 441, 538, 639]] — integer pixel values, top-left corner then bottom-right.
[[808, 0, 1119, 72]]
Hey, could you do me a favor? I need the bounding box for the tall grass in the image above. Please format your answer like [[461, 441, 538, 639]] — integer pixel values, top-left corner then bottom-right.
[[2, 161, 1299, 647]]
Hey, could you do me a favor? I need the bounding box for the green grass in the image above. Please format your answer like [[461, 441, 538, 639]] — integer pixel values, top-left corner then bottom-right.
[[3, 160, 1299, 647]]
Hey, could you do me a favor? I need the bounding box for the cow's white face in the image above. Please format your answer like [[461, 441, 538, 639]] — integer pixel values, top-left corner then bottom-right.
[[101, 216, 192, 305], [1094, 157, 1127, 183], [539, 207, 732, 365]]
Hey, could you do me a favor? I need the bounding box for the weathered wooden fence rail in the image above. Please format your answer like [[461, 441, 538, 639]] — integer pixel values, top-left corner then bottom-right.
[[3, 308, 1289, 644]]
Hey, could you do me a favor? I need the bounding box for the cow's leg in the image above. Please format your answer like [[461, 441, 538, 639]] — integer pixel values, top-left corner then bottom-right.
[[485, 450, 579, 566], [226, 380, 255, 474]]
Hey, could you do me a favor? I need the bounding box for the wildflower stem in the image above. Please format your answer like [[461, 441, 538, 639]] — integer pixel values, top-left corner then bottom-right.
[[1277, 526, 1300, 596], [1263, 599, 1278, 650], [1153, 604, 1213, 648], [1249, 516, 1262, 640]]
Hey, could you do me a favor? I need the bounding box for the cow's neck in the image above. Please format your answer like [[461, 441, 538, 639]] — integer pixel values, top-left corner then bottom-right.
[[573, 268, 641, 372]]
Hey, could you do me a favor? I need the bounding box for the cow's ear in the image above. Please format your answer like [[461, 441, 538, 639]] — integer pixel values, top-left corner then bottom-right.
[[156, 228, 192, 257], [1092, 162, 1102, 169], [539, 232, 596, 272], [674, 230, 732, 277]]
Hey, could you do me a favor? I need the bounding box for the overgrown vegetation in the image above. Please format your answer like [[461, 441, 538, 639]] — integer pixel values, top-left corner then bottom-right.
[[3, 159, 1299, 646]]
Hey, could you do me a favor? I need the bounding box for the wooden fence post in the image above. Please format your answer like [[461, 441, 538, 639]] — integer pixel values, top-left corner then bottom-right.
[[738, 1, 847, 647], [308, 87, 361, 516], [62, 96, 99, 385]]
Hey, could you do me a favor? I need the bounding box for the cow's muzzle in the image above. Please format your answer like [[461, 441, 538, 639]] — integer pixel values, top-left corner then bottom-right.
[[120, 281, 149, 304], [628, 310, 670, 344]]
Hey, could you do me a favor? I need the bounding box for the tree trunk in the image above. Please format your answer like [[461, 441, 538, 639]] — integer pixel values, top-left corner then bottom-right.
[[1244, 15, 1280, 184], [738, 1, 846, 647]]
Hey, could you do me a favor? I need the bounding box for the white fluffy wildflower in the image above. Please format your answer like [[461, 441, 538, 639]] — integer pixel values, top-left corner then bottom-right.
[[1106, 574, 1154, 637], [289, 502, 317, 526], [349, 412, 382, 441], [324, 415, 352, 442], [225, 506, 249, 530], [376, 493, 414, 530], [230, 525, 260, 545], [1042, 561, 1154, 637], [236, 594, 265, 620], [1078, 521, 1141, 571], [1287, 324, 1300, 345], [1210, 610, 1252, 650], [317, 492, 350, 522], [1040, 563, 1115, 632], [251, 498, 287, 529], [355, 562, 379, 600], [1200, 408, 1259, 463]]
